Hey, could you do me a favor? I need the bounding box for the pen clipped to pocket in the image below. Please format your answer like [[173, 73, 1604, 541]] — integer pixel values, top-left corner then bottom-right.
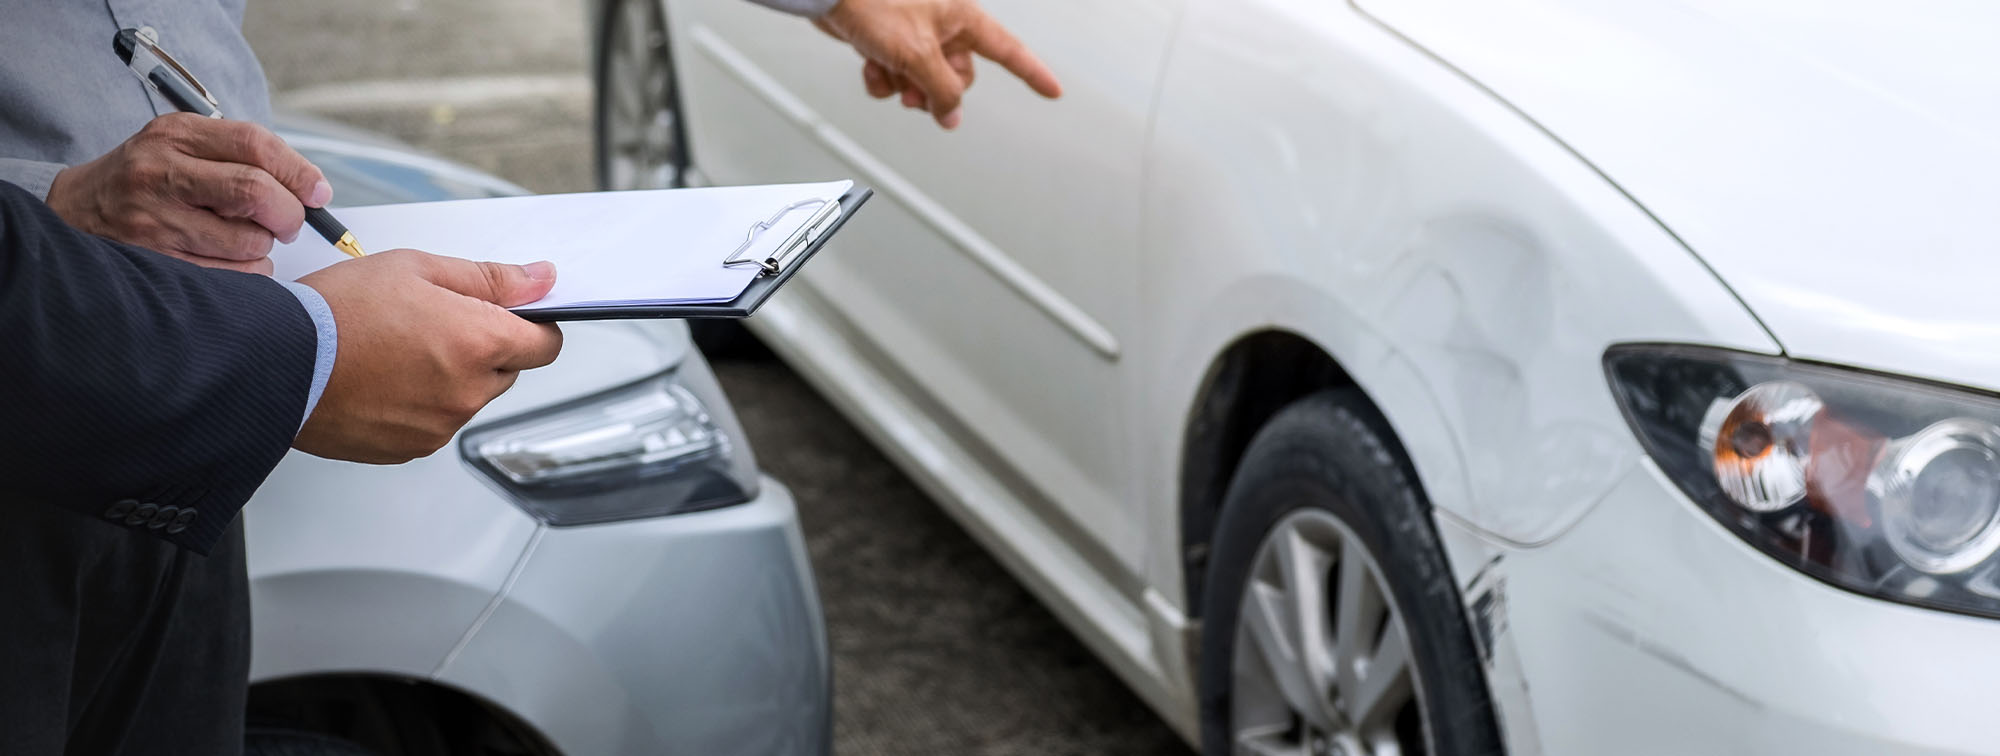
[[113, 27, 367, 259]]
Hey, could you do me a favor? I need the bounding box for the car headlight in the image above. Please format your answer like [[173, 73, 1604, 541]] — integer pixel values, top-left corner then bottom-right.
[[1606, 344, 2000, 618], [460, 358, 758, 525]]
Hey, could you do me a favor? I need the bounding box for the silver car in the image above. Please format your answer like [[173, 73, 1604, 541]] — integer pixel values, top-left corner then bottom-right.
[[241, 113, 830, 756]]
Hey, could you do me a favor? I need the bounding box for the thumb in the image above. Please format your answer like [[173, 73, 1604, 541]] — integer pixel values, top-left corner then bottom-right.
[[424, 257, 558, 307]]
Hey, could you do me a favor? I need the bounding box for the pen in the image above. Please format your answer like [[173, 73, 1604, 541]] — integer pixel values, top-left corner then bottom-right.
[[112, 27, 366, 259]]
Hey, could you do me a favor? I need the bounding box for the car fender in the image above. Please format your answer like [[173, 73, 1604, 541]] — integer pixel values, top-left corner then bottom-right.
[[244, 450, 541, 683], [1140, 0, 1779, 553]]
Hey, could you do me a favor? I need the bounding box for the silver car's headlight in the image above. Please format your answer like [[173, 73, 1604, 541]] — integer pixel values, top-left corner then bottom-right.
[[460, 359, 758, 525], [1606, 344, 2000, 619]]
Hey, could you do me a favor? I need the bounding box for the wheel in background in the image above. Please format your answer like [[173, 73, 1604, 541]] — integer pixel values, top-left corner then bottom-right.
[[593, 0, 760, 357], [1198, 389, 1503, 756], [595, 0, 685, 193]]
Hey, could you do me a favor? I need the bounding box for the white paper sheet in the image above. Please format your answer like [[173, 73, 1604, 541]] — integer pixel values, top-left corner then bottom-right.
[[272, 180, 854, 311]]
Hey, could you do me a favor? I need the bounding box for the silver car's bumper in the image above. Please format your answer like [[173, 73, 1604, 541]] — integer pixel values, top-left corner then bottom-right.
[[249, 467, 828, 756], [434, 478, 830, 756]]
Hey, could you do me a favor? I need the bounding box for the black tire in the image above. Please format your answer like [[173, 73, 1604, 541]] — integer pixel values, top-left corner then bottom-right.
[[243, 728, 379, 756], [592, 0, 687, 194], [686, 318, 770, 360], [1197, 389, 1502, 756], [592, 0, 765, 359]]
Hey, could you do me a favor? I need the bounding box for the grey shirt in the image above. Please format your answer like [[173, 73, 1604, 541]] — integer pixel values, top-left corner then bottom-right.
[[0, 0, 273, 199], [0, 0, 837, 199]]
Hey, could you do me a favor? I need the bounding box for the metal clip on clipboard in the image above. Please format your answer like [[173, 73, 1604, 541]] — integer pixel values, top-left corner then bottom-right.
[[722, 198, 844, 277]]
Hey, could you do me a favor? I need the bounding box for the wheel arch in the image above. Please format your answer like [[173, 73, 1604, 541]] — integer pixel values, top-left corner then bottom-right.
[[1176, 329, 1437, 618], [247, 673, 561, 756]]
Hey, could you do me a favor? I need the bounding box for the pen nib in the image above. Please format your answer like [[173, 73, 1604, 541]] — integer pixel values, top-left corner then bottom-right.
[[335, 233, 366, 259]]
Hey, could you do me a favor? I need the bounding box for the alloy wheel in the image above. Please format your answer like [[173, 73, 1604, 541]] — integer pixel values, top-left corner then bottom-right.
[[602, 0, 683, 190], [1229, 508, 1429, 756]]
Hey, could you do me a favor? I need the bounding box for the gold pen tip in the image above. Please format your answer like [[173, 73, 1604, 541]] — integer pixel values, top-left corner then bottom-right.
[[335, 233, 366, 259]]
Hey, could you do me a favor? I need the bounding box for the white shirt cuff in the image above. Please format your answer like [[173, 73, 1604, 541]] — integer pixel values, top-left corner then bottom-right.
[[280, 280, 339, 429]]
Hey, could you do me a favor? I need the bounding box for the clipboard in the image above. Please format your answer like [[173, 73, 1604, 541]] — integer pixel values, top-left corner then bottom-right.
[[515, 186, 871, 323]]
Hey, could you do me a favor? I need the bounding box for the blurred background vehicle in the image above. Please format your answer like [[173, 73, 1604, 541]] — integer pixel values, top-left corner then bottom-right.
[[243, 113, 830, 756], [602, 0, 2000, 753]]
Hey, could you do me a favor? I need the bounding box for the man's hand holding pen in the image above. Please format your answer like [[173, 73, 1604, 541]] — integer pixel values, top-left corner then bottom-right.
[[44, 113, 328, 274]]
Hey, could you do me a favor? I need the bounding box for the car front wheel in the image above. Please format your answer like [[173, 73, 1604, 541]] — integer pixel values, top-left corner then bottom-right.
[[1198, 389, 1503, 756]]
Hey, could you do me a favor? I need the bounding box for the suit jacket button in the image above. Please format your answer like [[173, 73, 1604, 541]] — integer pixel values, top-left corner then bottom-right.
[[146, 505, 178, 530], [166, 509, 196, 535], [105, 499, 138, 519], [125, 502, 159, 527]]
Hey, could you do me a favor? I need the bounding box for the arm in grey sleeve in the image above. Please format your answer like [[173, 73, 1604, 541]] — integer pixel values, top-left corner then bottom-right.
[[747, 0, 839, 18], [0, 159, 66, 201]]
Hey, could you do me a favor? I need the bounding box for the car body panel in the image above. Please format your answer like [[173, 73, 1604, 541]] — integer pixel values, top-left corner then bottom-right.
[[1144, 0, 1777, 549], [1499, 463, 1999, 754], [747, 275, 1190, 731], [1353, 0, 2000, 392], [668, 0, 1184, 607], [246, 452, 541, 682], [436, 480, 828, 756]]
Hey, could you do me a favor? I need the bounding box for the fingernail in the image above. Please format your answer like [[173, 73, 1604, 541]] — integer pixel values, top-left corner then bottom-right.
[[280, 228, 299, 244], [523, 261, 556, 281], [310, 180, 333, 208], [941, 110, 963, 130]]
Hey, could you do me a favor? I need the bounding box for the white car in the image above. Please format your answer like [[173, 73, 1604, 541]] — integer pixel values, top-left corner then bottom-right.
[[596, 0, 2000, 753], [245, 114, 830, 756]]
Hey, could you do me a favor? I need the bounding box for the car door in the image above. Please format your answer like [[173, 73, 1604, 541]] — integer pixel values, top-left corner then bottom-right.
[[671, 0, 1183, 590]]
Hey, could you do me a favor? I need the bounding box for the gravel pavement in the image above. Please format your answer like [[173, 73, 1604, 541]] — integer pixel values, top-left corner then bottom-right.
[[244, 2, 1194, 754]]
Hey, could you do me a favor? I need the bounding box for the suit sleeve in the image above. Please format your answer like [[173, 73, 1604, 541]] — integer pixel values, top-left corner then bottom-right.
[[0, 181, 317, 554]]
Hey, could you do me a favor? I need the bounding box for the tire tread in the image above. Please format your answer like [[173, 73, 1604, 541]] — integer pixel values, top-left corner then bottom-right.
[[1197, 389, 1503, 755]]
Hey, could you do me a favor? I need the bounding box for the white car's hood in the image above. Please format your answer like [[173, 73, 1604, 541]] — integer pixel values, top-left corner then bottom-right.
[[476, 320, 692, 421], [1358, 0, 2000, 390]]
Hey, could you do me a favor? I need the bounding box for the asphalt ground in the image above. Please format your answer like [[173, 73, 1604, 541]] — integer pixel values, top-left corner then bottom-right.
[[244, 2, 1195, 754]]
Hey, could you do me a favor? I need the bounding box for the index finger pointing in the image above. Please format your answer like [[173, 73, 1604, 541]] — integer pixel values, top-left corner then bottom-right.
[[968, 14, 1062, 99]]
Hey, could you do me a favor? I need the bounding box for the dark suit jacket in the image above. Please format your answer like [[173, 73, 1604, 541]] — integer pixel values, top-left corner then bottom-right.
[[0, 181, 315, 554]]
